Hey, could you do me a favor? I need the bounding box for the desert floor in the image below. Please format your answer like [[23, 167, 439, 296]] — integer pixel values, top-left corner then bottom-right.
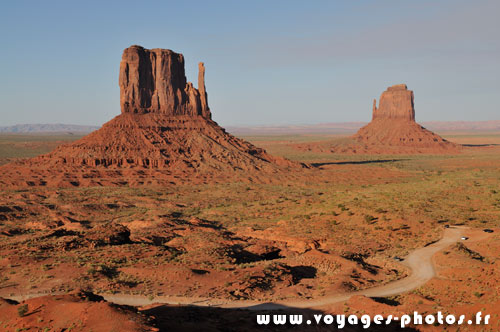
[[0, 131, 499, 331]]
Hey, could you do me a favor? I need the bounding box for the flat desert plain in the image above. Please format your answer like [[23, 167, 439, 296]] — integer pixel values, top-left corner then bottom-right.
[[0, 130, 499, 331]]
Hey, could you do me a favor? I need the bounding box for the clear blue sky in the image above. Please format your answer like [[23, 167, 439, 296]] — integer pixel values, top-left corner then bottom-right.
[[1, 0, 498, 126]]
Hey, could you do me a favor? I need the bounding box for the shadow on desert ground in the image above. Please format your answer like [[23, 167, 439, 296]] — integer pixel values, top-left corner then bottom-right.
[[143, 304, 418, 332], [311, 159, 405, 167]]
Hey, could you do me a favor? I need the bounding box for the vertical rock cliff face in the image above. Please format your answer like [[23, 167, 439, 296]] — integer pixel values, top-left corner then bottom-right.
[[119, 45, 211, 118], [198, 62, 210, 118], [372, 84, 415, 121]]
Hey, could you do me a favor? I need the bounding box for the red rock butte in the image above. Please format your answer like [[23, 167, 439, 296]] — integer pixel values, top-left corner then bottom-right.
[[119, 46, 211, 118], [295, 84, 460, 154], [371, 84, 415, 121], [0, 45, 300, 187]]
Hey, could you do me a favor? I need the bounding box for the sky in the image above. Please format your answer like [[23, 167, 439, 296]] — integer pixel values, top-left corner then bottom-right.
[[0, 0, 499, 127]]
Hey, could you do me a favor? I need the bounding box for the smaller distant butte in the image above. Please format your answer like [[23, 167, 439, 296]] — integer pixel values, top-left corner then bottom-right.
[[295, 84, 461, 154]]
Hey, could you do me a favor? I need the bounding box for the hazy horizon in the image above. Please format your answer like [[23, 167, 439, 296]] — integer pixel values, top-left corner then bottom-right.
[[1, 0, 499, 127]]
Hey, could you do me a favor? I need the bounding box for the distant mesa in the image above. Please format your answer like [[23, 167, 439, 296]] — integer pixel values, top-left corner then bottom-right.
[[353, 84, 460, 152], [295, 84, 461, 154], [0, 45, 300, 187]]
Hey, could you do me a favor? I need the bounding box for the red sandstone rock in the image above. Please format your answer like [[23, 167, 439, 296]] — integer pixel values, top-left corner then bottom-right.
[[372, 84, 415, 121], [37, 45, 296, 170], [0, 45, 300, 187], [0, 291, 154, 332], [119, 45, 211, 118], [354, 84, 458, 152], [294, 84, 460, 154], [198, 62, 210, 118]]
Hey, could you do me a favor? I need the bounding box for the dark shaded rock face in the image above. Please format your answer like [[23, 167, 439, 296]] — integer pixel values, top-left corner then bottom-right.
[[119, 45, 211, 118], [86, 223, 131, 247], [372, 84, 415, 121]]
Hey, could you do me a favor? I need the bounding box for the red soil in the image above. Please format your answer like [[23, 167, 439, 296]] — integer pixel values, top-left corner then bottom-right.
[[0, 290, 156, 332]]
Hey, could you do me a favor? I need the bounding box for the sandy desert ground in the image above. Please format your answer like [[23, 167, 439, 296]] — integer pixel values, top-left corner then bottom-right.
[[0, 130, 499, 331]]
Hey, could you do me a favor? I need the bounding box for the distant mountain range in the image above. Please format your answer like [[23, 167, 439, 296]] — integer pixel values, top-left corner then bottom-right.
[[0, 124, 100, 133], [422, 120, 500, 132], [1, 121, 499, 134]]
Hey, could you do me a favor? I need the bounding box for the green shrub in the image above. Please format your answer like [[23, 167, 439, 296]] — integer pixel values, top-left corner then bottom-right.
[[17, 304, 28, 317], [364, 215, 376, 223]]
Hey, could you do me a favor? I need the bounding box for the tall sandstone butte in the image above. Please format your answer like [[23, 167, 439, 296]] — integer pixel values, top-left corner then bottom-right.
[[0, 45, 297, 187], [372, 84, 415, 121], [352, 84, 460, 153], [119, 45, 210, 118], [295, 84, 460, 154]]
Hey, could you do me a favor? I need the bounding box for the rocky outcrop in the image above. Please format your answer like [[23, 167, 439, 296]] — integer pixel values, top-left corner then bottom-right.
[[372, 84, 415, 121], [86, 223, 131, 247], [119, 45, 211, 118], [353, 84, 460, 153], [293, 84, 460, 154], [0, 45, 300, 187], [198, 62, 210, 117], [43, 45, 296, 171]]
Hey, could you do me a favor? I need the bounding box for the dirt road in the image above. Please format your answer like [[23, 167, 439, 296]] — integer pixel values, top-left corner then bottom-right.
[[6, 227, 468, 310]]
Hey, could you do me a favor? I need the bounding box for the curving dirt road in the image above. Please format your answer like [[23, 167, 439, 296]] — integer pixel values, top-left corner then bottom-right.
[[6, 226, 470, 310]]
